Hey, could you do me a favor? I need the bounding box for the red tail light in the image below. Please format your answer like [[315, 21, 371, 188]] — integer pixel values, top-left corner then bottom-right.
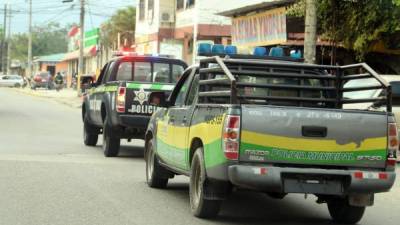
[[116, 87, 126, 113], [223, 115, 240, 160], [387, 123, 398, 171]]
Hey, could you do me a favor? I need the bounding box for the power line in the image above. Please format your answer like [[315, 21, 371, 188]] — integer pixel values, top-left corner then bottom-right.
[[37, 6, 75, 26], [86, 0, 94, 30]]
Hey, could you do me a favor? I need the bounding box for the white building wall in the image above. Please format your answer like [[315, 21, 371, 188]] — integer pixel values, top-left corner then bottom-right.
[[135, 0, 176, 37], [175, 8, 195, 28], [158, 0, 176, 27], [176, 0, 266, 28], [135, 0, 161, 37]]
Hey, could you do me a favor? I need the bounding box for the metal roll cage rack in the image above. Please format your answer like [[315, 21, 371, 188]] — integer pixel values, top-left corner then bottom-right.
[[198, 56, 392, 112]]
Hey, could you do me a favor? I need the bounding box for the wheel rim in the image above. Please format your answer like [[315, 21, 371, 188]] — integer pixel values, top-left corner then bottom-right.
[[147, 145, 154, 181], [192, 159, 202, 207]]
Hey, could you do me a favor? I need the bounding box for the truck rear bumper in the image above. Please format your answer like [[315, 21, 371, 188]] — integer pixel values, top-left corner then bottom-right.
[[228, 165, 396, 195], [119, 115, 150, 130]]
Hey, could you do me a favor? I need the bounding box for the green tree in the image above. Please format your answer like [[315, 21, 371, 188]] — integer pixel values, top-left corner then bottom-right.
[[100, 6, 136, 49], [287, 0, 400, 60], [10, 22, 68, 62]]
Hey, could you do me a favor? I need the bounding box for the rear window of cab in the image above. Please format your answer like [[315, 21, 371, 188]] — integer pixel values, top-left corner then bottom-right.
[[116, 60, 185, 83]]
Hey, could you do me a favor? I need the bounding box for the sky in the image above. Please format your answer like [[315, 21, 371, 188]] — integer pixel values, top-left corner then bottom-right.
[[0, 0, 137, 34]]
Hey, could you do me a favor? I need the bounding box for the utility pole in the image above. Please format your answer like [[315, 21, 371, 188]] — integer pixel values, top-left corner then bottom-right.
[[1, 4, 7, 74], [7, 4, 11, 75], [27, 0, 32, 78], [62, 0, 84, 94], [78, 0, 85, 95], [304, 0, 317, 64], [192, 2, 198, 65]]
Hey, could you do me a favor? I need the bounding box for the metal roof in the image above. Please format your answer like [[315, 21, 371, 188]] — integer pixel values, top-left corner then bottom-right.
[[34, 53, 66, 63], [218, 0, 295, 17]]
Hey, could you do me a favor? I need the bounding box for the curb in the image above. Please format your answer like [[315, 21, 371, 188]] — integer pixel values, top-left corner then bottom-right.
[[12, 88, 82, 109]]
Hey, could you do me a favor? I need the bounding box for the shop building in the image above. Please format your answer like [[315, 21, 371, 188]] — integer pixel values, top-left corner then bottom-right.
[[135, 0, 263, 63]]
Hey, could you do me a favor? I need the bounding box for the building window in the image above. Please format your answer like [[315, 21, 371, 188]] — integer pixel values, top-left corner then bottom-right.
[[186, 0, 195, 8], [148, 0, 154, 11], [177, 0, 184, 10], [139, 0, 145, 20]]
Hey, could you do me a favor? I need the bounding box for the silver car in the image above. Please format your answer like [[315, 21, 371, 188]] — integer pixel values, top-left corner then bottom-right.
[[0, 75, 25, 88]]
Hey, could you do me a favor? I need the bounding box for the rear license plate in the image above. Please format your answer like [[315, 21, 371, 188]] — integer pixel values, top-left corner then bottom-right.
[[283, 178, 343, 195]]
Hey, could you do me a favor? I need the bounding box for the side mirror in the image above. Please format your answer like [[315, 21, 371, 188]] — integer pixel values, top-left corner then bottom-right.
[[149, 92, 170, 108]]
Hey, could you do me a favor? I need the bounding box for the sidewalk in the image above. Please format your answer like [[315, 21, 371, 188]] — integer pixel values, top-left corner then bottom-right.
[[14, 88, 82, 108]]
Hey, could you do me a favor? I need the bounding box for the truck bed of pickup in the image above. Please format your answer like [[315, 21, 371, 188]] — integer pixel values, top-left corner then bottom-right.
[[145, 56, 397, 224]]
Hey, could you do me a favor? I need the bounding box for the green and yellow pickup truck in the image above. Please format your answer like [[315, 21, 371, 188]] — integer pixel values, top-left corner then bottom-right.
[[82, 54, 187, 157], [144, 56, 397, 224]]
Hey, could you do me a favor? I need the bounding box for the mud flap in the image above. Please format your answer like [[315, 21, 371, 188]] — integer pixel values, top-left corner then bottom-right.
[[349, 194, 374, 207], [203, 179, 232, 200]]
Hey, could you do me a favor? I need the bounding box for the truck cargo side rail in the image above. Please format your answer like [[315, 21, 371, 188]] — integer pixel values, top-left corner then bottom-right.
[[198, 56, 392, 112]]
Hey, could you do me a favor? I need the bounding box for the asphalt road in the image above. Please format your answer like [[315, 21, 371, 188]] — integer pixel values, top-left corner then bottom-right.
[[0, 87, 399, 225]]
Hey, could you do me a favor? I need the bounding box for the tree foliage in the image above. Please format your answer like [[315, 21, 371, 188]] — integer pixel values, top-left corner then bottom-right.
[[287, 0, 400, 60], [10, 22, 68, 62], [100, 6, 136, 49]]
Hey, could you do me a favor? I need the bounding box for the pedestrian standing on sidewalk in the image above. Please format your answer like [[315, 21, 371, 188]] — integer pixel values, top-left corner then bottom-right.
[[55, 72, 64, 91]]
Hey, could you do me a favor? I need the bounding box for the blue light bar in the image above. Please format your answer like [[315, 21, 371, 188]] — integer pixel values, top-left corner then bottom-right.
[[211, 44, 225, 54], [290, 50, 302, 59], [269, 47, 284, 57], [198, 43, 212, 55], [225, 45, 237, 55], [253, 47, 267, 56]]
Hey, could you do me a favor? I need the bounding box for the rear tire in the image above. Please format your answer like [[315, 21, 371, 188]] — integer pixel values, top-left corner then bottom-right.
[[83, 115, 98, 146], [145, 139, 169, 188], [14, 83, 21, 88], [327, 197, 365, 224], [102, 116, 120, 157], [190, 148, 222, 218]]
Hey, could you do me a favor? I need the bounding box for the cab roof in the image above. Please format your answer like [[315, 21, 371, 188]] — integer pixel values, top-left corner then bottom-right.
[[111, 55, 188, 67]]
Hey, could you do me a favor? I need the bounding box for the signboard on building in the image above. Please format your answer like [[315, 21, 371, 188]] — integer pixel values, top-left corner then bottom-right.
[[232, 7, 287, 47], [67, 27, 99, 52], [84, 28, 99, 48]]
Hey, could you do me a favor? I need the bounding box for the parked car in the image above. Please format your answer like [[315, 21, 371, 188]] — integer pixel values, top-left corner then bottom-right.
[[31, 72, 51, 89], [343, 74, 400, 160], [0, 75, 25, 88], [145, 55, 397, 224]]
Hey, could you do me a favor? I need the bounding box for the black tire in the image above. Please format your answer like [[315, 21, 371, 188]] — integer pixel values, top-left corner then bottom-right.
[[190, 148, 222, 218], [327, 197, 365, 224], [14, 83, 21, 88], [102, 116, 120, 157], [83, 114, 98, 146], [145, 139, 169, 188]]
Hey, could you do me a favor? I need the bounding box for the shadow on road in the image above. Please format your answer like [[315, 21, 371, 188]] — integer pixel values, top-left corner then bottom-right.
[[88, 144, 145, 158], [161, 182, 336, 225], [118, 145, 145, 158]]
